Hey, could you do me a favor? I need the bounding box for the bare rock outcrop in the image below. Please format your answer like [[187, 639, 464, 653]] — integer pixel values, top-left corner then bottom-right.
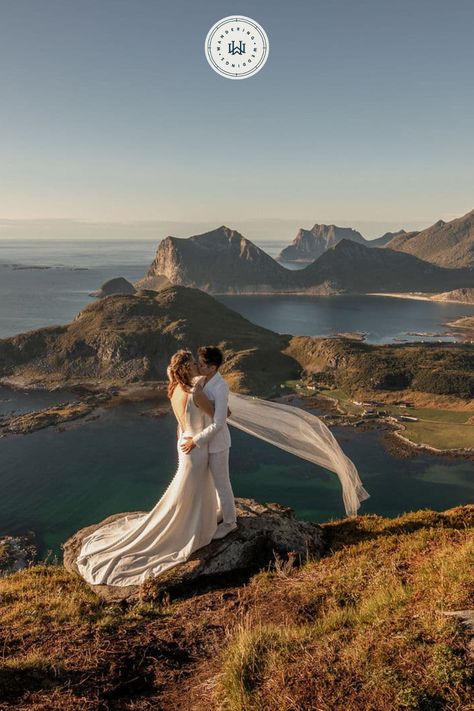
[[62, 497, 325, 603], [89, 277, 137, 298]]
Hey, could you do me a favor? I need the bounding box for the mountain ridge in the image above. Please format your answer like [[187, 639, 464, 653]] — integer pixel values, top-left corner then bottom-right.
[[137, 226, 474, 295], [384, 209, 474, 268]]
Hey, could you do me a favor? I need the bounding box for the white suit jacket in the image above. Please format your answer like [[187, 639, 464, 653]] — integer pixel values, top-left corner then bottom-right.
[[193, 371, 231, 452]]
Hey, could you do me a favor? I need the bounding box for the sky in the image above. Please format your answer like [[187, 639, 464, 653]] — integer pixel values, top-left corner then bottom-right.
[[0, 0, 473, 241]]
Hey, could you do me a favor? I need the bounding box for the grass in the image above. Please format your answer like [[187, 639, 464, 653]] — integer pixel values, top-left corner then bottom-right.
[[397, 408, 471, 423], [401, 420, 474, 449], [319, 388, 474, 449], [320, 388, 363, 415], [217, 506, 474, 711], [0, 507, 472, 709], [0, 563, 173, 632]]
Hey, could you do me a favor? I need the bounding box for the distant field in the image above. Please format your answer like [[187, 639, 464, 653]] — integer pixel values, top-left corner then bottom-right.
[[400, 421, 474, 449], [399, 408, 470, 423], [319, 388, 474, 450]]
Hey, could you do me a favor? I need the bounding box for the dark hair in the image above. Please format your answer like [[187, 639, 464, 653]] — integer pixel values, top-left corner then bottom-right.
[[197, 345, 223, 369], [167, 350, 194, 398]]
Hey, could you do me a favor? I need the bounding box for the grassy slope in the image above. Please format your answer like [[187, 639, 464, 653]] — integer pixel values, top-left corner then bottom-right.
[[0, 286, 299, 396], [0, 506, 472, 710], [219, 506, 474, 711], [287, 337, 474, 401]]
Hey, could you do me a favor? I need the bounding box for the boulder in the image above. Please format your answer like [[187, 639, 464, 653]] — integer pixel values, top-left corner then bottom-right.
[[90, 277, 136, 298], [0, 533, 37, 576], [62, 497, 325, 603]]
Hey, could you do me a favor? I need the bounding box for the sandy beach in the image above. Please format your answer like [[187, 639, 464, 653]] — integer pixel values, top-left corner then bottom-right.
[[366, 292, 435, 302]]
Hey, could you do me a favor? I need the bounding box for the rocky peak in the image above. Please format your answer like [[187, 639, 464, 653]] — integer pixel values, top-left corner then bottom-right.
[[138, 226, 290, 293], [331, 237, 367, 256], [277, 223, 366, 263], [89, 277, 137, 298]]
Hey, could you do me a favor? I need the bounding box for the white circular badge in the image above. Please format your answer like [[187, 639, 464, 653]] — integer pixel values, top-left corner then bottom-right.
[[205, 16, 269, 80]]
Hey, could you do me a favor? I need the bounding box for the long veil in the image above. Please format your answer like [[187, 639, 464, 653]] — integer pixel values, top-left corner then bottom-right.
[[227, 392, 370, 517]]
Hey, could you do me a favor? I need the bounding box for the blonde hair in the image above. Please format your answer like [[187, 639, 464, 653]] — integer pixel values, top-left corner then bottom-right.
[[167, 350, 194, 399]]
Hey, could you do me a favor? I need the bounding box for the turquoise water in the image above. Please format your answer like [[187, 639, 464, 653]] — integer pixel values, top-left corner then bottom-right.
[[0, 396, 472, 560]]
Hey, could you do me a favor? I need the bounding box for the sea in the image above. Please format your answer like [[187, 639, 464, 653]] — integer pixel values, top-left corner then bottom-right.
[[0, 239, 473, 560]]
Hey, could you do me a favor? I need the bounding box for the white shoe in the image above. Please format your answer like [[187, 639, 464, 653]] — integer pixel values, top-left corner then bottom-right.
[[212, 521, 237, 540]]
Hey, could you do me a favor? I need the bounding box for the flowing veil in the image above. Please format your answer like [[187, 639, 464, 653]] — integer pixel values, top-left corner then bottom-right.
[[227, 392, 370, 517]]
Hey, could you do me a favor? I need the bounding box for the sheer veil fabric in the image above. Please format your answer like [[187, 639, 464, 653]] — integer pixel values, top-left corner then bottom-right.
[[227, 392, 370, 517]]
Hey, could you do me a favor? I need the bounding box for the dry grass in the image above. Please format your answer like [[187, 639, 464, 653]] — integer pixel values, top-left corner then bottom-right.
[[216, 506, 474, 711], [0, 506, 472, 710]]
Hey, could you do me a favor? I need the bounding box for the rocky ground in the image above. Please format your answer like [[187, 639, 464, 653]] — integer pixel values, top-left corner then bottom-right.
[[62, 498, 324, 603]]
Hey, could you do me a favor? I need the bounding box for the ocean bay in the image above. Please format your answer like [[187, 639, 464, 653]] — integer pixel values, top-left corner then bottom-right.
[[0, 239, 473, 560], [0, 394, 472, 560], [1, 237, 474, 342]]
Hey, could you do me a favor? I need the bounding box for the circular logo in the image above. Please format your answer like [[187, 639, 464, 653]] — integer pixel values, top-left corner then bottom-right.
[[205, 16, 269, 80]]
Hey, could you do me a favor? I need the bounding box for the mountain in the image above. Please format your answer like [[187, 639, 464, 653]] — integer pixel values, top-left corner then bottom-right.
[[369, 229, 408, 247], [0, 284, 473, 400], [277, 224, 367, 263], [136, 226, 474, 295], [137, 225, 291, 293], [0, 285, 298, 394], [384, 209, 474, 268], [297, 239, 474, 294]]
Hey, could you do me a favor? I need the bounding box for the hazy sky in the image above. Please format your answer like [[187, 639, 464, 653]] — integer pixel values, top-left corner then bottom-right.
[[1, 0, 473, 240]]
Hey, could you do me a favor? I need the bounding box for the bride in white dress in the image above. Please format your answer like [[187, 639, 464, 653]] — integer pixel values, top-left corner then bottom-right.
[[76, 349, 220, 587]]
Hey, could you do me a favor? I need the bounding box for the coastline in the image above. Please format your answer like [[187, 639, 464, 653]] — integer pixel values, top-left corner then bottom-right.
[[365, 292, 435, 302], [0, 377, 472, 458], [306, 389, 474, 460]]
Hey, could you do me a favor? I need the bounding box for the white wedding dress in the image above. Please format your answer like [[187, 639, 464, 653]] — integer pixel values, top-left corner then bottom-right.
[[76, 389, 219, 587]]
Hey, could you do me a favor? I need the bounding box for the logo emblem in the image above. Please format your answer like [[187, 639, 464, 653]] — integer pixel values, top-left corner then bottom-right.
[[205, 16, 269, 80]]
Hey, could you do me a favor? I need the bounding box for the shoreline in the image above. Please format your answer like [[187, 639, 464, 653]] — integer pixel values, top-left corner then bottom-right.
[[309, 390, 474, 460], [365, 292, 435, 302]]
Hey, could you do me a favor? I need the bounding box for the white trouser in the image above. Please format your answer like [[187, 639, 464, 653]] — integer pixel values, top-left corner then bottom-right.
[[208, 449, 236, 524]]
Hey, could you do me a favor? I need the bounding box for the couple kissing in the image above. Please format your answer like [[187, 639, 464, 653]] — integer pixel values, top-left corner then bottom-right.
[[167, 345, 237, 540]]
